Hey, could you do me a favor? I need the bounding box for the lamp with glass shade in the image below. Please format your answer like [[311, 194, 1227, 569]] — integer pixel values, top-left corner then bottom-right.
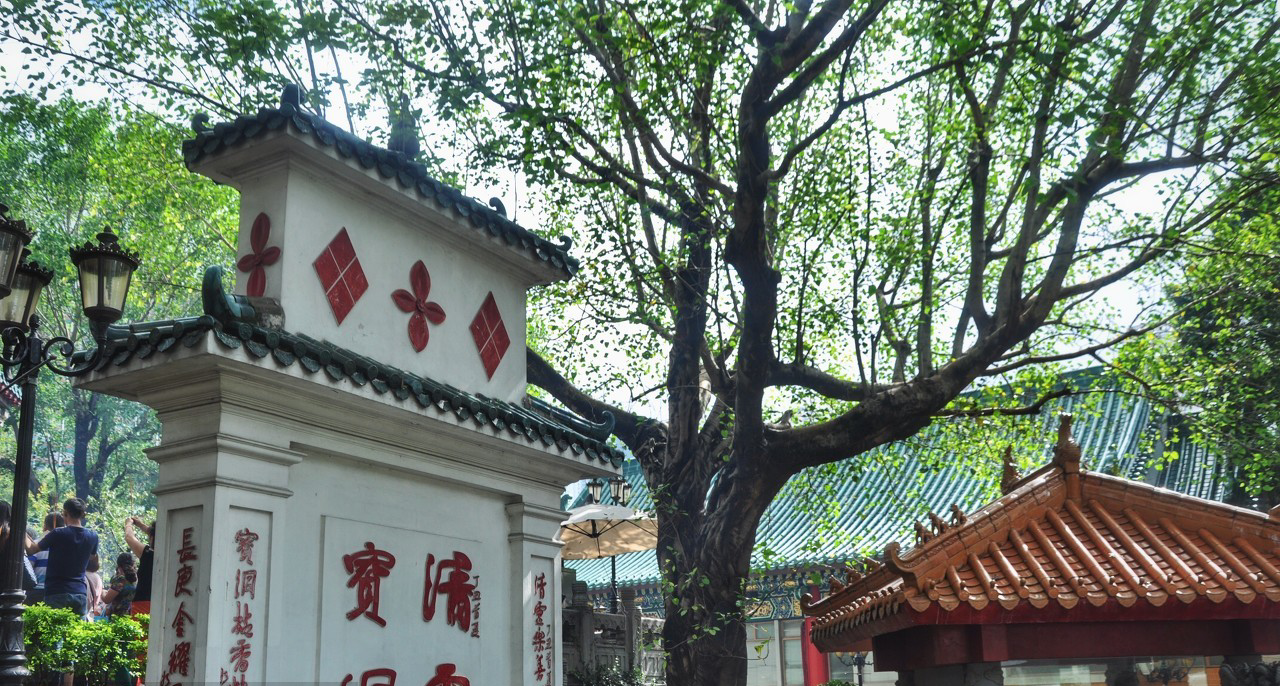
[[0, 211, 140, 686]]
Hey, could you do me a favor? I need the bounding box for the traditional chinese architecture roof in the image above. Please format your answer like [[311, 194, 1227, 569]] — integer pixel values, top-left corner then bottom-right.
[[802, 415, 1280, 657], [566, 386, 1239, 609], [84, 266, 623, 466], [182, 86, 578, 280]]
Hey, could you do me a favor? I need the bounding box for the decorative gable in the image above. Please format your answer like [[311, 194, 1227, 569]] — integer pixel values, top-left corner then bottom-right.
[[183, 87, 574, 403]]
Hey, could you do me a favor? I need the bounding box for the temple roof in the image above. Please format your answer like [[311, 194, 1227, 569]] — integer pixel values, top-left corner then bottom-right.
[[802, 416, 1280, 649], [565, 387, 1238, 592], [182, 86, 579, 280], [83, 266, 623, 466]]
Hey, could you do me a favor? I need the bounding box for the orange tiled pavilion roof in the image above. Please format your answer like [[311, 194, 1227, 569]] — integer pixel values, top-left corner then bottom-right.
[[803, 416, 1280, 653]]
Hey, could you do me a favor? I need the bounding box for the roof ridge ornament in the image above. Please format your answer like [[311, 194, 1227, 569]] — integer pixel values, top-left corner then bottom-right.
[[281, 83, 304, 110], [488, 197, 507, 218], [192, 112, 211, 135], [202, 265, 285, 330], [1000, 445, 1021, 494], [387, 93, 421, 161], [1053, 413, 1083, 500]]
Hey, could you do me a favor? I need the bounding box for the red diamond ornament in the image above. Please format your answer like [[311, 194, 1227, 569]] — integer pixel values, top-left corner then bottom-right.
[[469, 293, 510, 379], [313, 228, 369, 325]]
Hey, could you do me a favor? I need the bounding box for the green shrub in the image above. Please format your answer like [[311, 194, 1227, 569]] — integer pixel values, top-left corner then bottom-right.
[[24, 604, 148, 686]]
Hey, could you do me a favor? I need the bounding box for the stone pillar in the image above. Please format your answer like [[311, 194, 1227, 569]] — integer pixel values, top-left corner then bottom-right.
[[622, 588, 640, 673], [142, 376, 303, 686], [508, 502, 566, 686]]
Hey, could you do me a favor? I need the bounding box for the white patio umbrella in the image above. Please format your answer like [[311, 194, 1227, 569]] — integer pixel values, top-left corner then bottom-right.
[[558, 503, 658, 612]]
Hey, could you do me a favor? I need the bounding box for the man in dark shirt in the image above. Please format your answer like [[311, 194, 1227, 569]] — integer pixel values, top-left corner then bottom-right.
[[24, 497, 99, 616]]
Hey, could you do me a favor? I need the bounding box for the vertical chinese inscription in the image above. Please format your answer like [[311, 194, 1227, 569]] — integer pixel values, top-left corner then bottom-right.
[[162, 527, 198, 686], [225, 526, 260, 686], [531, 572, 552, 686]]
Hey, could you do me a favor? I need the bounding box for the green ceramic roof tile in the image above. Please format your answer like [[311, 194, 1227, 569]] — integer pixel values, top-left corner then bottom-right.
[[92, 266, 624, 466], [565, 390, 1239, 589], [182, 86, 579, 279]]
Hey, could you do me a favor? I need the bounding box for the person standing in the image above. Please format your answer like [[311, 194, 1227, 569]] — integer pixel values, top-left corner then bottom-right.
[[84, 556, 105, 619], [101, 552, 136, 618], [29, 512, 65, 604], [123, 516, 153, 616], [24, 498, 99, 616]]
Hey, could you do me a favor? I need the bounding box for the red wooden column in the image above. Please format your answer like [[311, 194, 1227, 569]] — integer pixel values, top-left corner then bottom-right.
[[802, 584, 830, 686]]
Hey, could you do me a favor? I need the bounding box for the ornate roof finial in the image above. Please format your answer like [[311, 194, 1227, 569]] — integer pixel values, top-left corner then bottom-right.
[[1001, 445, 1020, 494], [949, 503, 968, 527], [1053, 414, 1082, 470], [913, 521, 933, 545], [388, 93, 421, 160], [927, 511, 948, 535], [191, 112, 211, 134], [1053, 413, 1083, 500]]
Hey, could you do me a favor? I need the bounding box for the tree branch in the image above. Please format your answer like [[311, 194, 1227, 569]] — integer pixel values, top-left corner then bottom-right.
[[526, 348, 655, 450]]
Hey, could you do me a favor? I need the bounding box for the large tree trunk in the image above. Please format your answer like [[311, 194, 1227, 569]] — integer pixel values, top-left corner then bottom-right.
[[660, 510, 755, 686]]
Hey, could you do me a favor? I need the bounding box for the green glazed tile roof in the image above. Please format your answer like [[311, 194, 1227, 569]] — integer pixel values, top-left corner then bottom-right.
[[565, 389, 1238, 589], [182, 86, 579, 279], [88, 266, 622, 465]]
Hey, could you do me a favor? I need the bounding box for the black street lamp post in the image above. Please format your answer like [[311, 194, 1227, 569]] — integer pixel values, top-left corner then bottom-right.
[[0, 204, 140, 685]]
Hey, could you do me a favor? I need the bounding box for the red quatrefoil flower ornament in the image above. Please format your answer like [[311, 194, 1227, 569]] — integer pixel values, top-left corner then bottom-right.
[[236, 212, 281, 297], [392, 260, 446, 352]]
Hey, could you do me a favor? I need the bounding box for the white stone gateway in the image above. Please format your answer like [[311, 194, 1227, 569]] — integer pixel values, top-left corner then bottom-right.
[[78, 86, 621, 686]]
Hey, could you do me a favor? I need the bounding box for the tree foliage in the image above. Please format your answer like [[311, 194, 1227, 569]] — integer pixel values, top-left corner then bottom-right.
[[0, 95, 237, 518], [3, 1, 1279, 685], [1117, 190, 1280, 506]]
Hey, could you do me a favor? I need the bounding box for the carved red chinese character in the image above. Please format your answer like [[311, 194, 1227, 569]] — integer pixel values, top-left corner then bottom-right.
[[235, 569, 257, 600], [533, 600, 547, 626], [229, 638, 252, 673], [171, 602, 194, 638], [178, 527, 197, 563], [231, 601, 254, 637], [341, 668, 397, 686], [531, 628, 547, 652], [344, 542, 396, 627], [167, 641, 192, 677], [228, 675, 247, 686], [534, 573, 546, 600], [425, 663, 470, 686], [423, 551, 475, 632], [234, 528, 260, 565], [174, 565, 194, 597], [535, 654, 546, 683]]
